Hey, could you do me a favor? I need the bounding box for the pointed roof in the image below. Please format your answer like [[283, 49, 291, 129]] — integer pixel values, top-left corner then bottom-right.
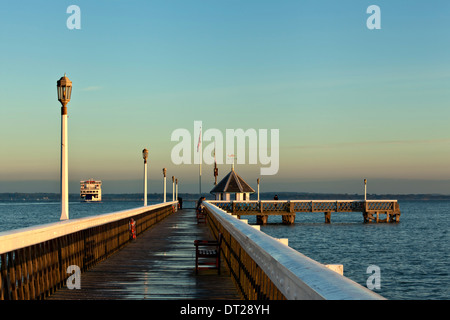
[[210, 168, 255, 194]]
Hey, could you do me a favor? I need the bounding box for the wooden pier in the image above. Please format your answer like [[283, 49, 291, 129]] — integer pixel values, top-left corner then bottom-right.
[[1, 201, 386, 301], [47, 208, 241, 300], [208, 200, 401, 224]]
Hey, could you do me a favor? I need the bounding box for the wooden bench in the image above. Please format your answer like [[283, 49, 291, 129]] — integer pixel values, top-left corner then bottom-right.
[[194, 233, 223, 274], [196, 207, 207, 224]]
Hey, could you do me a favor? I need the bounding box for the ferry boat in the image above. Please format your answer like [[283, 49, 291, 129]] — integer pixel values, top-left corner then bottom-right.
[[80, 179, 102, 202]]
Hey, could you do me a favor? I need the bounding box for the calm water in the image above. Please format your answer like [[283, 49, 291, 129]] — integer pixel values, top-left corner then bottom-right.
[[251, 201, 450, 300], [0, 200, 448, 300]]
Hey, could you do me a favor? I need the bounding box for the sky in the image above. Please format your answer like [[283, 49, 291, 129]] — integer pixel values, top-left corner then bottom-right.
[[0, 0, 449, 195]]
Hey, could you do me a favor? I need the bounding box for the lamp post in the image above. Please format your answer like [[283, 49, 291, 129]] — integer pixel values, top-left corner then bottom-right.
[[143, 148, 149, 206], [364, 179, 367, 201], [257, 178, 260, 201], [172, 176, 175, 202], [176, 178, 178, 201], [163, 168, 167, 202], [57, 74, 72, 220]]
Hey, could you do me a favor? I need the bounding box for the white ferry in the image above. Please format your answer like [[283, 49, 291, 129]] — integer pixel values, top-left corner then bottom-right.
[[80, 179, 102, 202]]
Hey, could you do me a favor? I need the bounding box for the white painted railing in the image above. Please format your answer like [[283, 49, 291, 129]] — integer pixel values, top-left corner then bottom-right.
[[0, 201, 178, 300], [0, 201, 178, 255], [204, 201, 385, 300]]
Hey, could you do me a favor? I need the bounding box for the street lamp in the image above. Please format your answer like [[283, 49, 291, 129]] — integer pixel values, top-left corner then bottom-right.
[[163, 168, 167, 202], [176, 178, 178, 201], [143, 148, 149, 206], [57, 74, 72, 220]]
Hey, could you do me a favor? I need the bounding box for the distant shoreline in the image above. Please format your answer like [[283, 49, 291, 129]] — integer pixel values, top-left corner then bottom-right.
[[1, 192, 449, 202]]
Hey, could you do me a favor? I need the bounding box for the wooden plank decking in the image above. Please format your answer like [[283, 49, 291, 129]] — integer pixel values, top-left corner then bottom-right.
[[47, 208, 241, 300]]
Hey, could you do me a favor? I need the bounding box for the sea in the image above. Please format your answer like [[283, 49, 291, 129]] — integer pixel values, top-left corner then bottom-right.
[[0, 199, 448, 300]]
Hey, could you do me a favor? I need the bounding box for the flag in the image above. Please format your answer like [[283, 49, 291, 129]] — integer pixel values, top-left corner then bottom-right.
[[197, 127, 202, 152]]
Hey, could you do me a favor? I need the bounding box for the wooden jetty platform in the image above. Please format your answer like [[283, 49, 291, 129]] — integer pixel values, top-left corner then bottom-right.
[[47, 208, 241, 300], [208, 200, 401, 224]]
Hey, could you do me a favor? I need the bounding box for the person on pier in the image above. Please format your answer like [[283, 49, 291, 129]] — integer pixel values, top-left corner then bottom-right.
[[196, 196, 206, 213]]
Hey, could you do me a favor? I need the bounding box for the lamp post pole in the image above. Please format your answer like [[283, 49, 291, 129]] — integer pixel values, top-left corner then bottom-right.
[[364, 179, 367, 201], [143, 149, 149, 206], [57, 74, 72, 221], [176, 178, 178, 201], [172, 176, 175, 202], [163, 168, 167, 203], [257, 178, 260, 201]]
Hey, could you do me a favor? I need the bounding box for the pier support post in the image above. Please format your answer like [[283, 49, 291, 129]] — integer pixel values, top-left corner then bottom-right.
[[363, 212, 375, 223], [324, 212, 331, 224], [392, 212, 400, 222], [363, 201, 370, 223], [256, 215, 268, 225], [282, 214, 295, 225], [393, 202, 401, 222]]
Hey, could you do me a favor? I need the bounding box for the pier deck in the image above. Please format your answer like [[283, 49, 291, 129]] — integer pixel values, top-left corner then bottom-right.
[[47, 208, 241, 300]]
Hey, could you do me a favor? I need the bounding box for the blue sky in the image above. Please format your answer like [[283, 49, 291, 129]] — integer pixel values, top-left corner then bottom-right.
[[0, 1, 449, 194]]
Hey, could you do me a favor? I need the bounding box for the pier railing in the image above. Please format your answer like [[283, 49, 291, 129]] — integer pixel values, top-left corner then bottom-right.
[[0, 201, 178, 300], [203, 201, 385, 300], [208, 199, 400, 223]]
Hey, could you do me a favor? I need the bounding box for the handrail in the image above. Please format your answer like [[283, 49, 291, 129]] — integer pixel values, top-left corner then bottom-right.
[[211, 199, 397, 203], [204, 201, 385, 300], [0, 201, 178, 300], [0, 201, 178, 255]]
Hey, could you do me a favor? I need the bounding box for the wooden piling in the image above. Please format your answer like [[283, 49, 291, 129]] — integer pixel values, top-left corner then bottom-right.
[[324, 212, 331, 224], [282, 214, 295, 225], [256, 215, 268, 225]]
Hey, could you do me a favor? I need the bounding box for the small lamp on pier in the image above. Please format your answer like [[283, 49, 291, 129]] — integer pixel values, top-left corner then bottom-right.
[[142, 148, 149, 206], [57, 74, 72, 221]]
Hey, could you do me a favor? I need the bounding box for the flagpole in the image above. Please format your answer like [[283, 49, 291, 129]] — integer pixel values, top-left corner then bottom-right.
[[199, 126, 202, 196], [214, 140, 218, 185]]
